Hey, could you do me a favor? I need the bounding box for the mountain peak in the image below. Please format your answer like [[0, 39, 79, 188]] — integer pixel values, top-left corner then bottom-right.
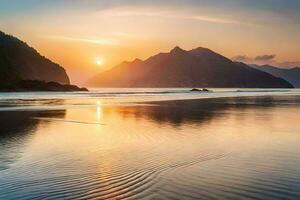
[[133, 58, 142, 63], [192, 47, 205, 50], [190, 47, 210, 52], [189, 47, 218, 56], [170, 46, 186, 54]]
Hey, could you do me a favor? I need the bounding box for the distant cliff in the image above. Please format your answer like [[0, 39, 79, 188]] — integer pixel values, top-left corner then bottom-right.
[[0, 31, 70, 89], [252, 64, 300, 88], [87, 47, 293, 88]]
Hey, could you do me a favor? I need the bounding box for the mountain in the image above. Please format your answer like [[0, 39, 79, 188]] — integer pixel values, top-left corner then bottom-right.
[[0, 31, 70, 88], [251, 64, 300, 88], [87, 47, 293, 88]]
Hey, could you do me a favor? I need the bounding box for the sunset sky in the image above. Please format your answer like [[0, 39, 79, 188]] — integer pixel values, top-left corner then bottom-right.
[[1, 0, 300, 84]]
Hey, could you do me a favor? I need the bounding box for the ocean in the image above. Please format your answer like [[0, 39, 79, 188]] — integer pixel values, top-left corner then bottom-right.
[[0, 88, 300, 199]]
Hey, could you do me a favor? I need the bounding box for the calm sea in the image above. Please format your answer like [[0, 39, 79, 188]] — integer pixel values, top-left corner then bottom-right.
[[0, 88, 300, 199]]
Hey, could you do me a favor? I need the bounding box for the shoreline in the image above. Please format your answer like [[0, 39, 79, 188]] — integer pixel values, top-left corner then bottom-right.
[[0, 94, 299, 112]]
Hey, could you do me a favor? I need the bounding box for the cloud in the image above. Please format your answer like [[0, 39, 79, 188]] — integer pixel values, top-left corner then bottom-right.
[[42, 35, 120, 46], [101, 7, 244, 25], [232, 54, 276, 63], [232, 54, 300, 67], [255, 54, 276, 61], [191, 16, 240, 24], [112, 32, 140, 38], [231, 55, 251, 62]]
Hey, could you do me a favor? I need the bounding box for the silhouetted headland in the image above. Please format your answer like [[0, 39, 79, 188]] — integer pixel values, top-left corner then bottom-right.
[[0, 31, 86, 91]]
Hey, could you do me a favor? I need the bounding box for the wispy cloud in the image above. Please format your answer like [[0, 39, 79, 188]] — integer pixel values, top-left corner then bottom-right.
[[232, 54, 300, 67], [191, 16, 239, 24], [232, 55, 250, 62], [232, 54, 276, 63], [101, 7, 244, 25], [42, 35, 120, 46], [255, 54, 276, 61], [112, 32, 139, 38]]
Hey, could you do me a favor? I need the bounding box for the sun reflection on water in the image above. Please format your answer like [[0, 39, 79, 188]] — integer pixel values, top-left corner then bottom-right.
[[96, 100, 103, 122]]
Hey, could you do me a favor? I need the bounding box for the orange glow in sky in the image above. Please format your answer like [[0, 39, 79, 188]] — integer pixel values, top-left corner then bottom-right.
[[1, 1, 300, 84]]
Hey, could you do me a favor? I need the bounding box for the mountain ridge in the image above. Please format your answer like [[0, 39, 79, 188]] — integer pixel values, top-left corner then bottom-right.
[[251, 64, 300, 88], [87, 47, 293, 88]]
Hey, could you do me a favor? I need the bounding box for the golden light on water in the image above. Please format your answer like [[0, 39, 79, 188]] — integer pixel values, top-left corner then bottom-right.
[[96, 101, 103, 122]]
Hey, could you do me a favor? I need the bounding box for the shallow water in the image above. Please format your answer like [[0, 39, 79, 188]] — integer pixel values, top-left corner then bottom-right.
[[0, 89, 300, 199]]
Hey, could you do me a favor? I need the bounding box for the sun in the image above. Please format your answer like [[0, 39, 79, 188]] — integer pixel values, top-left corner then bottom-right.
[[95, 57, 104, 66]]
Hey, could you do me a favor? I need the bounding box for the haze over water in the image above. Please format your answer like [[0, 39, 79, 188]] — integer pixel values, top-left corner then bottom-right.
[[0, 89, 300, 199]]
